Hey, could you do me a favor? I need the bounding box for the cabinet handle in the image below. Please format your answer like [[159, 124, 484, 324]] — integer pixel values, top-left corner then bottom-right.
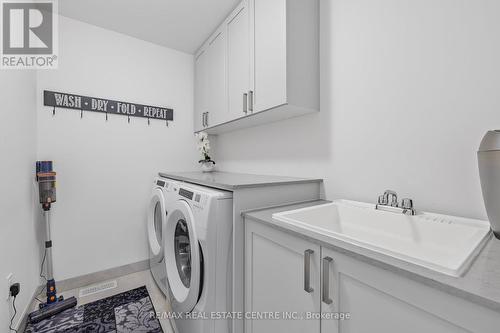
[[243, 93, 248, 114], [322, 257, 333, 305], [304, 249, 314, 293], [206, 112, 209, 127], [248, 90, 253, 112], [202, 113, 206, 127]]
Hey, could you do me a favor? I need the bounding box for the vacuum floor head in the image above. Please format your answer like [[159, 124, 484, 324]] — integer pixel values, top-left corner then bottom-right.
[[28, 296, 77, 324]]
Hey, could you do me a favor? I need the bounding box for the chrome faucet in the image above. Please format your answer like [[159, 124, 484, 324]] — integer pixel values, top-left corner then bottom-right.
[[376, 190, 416, 215]]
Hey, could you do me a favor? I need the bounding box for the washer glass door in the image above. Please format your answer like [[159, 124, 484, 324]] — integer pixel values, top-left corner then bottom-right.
[[175, 218, 192, 288], [148, 188, 166, 260], [165, 200, 201, 313]]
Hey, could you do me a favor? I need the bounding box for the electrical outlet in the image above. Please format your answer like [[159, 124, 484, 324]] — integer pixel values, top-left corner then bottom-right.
[[6, 273, 13, 300]]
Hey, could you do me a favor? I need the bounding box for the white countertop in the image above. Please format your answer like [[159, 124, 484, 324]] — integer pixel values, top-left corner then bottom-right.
[[158, 171, 323, 191]]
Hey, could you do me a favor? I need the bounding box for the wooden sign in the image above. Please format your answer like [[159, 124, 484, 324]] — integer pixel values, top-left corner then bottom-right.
[[43, 90, 173, 121]]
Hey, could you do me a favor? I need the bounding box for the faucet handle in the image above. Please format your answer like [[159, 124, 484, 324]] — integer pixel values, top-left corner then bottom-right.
[[378, 195, 388, 205], [384, 190, 398, 207], [401, 198, 414, 210]]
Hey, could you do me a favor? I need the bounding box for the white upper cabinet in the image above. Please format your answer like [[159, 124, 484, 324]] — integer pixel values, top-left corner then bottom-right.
[[227, 0, 251, 121], [205, 29, 227, 127], [194, 27, 227, 131], [194, 49, 208, 132], [194, 0, 319, 134], [251, 0, 287, 113]]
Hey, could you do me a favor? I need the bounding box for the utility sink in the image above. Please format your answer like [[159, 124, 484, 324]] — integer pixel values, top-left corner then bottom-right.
[[272, 200, 491, 277]]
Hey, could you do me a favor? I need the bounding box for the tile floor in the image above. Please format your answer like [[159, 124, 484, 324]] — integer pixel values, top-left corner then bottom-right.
[[29, 270, 175, 333]]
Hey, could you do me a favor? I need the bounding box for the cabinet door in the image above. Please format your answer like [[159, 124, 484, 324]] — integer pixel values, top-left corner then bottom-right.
[[194, 49, 208, 132], [227, 0, 250, 120], [205, 29, 227, 127], [252, 0, 287, 113], [245, 221, 321, 333], [333, 250, 478, 333]]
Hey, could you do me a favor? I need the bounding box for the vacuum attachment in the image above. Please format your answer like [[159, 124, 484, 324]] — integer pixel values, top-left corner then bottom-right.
[[478, 130, 500, 239], [28, 296, 77, 324]]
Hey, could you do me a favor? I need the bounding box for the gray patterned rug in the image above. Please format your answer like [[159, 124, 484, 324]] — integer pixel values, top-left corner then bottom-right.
[[25, 286, 163, 333]]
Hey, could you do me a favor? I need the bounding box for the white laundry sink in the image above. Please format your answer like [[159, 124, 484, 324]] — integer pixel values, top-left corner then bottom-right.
[[272, 200, 491, 277]]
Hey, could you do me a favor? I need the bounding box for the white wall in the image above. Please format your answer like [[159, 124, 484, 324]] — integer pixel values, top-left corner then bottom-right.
[[214, 0, 500, 220], [0, 72, 40, 329], [36, 16, 198, 280]]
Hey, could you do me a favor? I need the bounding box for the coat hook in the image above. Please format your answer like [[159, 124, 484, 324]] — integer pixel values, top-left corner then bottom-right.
[[128, 115, 130, 123], [148, 118, 150, 126], [105, 112, 108, 121], [80, 109, 83, 118], [52, 106, 56, 116], [166, 119, 169, 127]]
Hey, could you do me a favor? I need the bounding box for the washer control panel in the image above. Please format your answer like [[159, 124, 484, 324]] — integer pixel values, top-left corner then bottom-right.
[[154, 177, 175, 192], [156, 179, 167, 188], [178, 186, 207, 208], [179, 188, 194, 200]]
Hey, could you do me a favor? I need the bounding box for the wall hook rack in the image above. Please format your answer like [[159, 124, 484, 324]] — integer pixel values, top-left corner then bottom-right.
[[43, 90, 174, 126]]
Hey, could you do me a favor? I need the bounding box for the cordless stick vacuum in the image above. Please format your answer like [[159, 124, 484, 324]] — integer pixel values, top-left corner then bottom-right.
[[28, 161, 77, 324]]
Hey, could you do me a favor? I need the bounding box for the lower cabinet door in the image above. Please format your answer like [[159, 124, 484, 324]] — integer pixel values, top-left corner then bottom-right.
[[245, 221, 321, 333], [332, 250, 497, 333]]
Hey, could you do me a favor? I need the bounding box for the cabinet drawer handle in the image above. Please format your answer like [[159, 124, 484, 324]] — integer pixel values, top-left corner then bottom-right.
[[322, 257, 333, 305], [243, 93, 248, 114], [248, 90, 253, 112], [304, 249, 314, 293]]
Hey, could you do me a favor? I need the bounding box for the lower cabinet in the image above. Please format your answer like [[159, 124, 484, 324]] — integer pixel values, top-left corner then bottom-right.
[[244, 220, 321, 333], [245, 220, 500, 333]]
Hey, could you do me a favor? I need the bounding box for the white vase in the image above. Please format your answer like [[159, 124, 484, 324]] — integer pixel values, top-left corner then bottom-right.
[[200, 160, 215, 172]]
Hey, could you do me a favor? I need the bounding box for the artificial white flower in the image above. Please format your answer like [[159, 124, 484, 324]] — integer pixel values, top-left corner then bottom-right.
[[195, 131, 212, 160]]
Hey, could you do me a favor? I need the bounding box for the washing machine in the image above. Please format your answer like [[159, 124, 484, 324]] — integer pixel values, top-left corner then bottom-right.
[[148, 176, 178, 296], [164, 182, 233, 333]]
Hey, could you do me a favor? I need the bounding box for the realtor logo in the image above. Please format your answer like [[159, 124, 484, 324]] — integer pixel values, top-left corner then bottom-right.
[[1, 0, 58, 69]]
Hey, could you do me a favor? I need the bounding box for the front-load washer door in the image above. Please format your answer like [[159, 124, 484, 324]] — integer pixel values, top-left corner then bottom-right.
[[148, 188, 166, 261], [165, 200, 201, 313]]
